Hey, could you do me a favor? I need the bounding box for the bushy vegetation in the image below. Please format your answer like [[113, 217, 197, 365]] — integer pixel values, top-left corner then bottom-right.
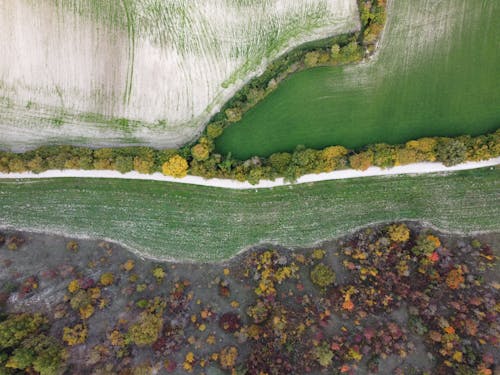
[[310, 263, 336, 288], [0, 225, 497, 373], [0, 314, 66, 375], [1, 130, 498, 184]]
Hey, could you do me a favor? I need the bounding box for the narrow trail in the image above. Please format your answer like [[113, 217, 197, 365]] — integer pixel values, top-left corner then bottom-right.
[[0, 158, 498, 190]]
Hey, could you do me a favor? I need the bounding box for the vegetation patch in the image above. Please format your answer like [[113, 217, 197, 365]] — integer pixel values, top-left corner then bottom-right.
[[0, 168, 498, 261], [1, 129, 498, 185], [0, 223, 497, 374], [216, 0, 500, 158]]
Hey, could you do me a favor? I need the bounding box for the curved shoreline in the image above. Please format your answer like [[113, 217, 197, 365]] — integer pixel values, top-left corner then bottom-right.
[[0, 157, 498, 190]]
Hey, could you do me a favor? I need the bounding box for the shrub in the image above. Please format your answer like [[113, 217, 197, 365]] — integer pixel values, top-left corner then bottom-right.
[[219, 346, 238, 369], [314, 342, 334, 367], [79, 304, 95, 320], [93, 158, 113, 170], [162, 155, 188, 178], [27, 156, 46, 173], [412, 234, 441, 256], [133, 156, 154, 174], [8, 158, 26, 173], [115, 156, 134, 173], [219, 313, 242, 333], [62, 324, 87, 346], [7, 236, 25, 251], [93, 148, 113, 160], [341, 40, 361, 61], [304, 51, 320, 67], [312, 249, 326, 260], [268, 152, 292, 174], [152, 267, 166, 283], [349, 150, 374, 171], [247, 301, 269, 324], [436, 139, 467, 166], [406, 137, 438, 160], [394, 147, 420, 165], [206, 122, 224, 139], [191, 143, 210, 161], [446, 267, 464, 290], [331, 44, 341, 60], [310, 263, 335, 288], [387, 223, 410, 243], [225, 107, 243, 123], [471, 239, 481, 249], [290, 146, 321, 175], [321, 145, 348, 171], [371, 143, 396, 168], [66, 240, 79, 252], [67, 280, 80, 294], [121, 259, 135, 272], [0, 154, 11, 173], [127, 313, 163, 346], [108, 330, 125, 347], [69, 290, 92, 311], [155, 149, 178, 169], [99, 273, 115, 286]]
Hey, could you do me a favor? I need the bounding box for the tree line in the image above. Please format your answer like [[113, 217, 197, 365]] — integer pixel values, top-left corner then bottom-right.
[[1, 130, 498, 185]]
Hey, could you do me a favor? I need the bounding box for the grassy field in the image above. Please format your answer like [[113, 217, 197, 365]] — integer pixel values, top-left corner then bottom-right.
[[0, 0, 358, 151], [217, 0, 500, 159], [0, 167, 498, 262]]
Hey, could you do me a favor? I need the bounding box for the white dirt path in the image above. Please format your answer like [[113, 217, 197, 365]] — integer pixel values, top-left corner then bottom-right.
[[0, 158, 498, 190]]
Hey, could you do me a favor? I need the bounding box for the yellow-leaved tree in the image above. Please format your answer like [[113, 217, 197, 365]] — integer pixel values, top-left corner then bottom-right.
[[162, 155, 188, 178], [321, 145, 348, 172]]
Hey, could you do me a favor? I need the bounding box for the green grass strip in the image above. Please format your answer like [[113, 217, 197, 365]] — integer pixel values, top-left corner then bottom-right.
[[0, 167, 498, 262]]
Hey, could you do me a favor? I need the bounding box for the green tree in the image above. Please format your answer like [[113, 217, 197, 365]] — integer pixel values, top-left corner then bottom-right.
[[436, 139, 467, 166], [127, 313, 163, 346], [291, 146, 321, 174], [225, 107, 243, 123], [268, 152, 292, 174], [206, 122, 224, 139], [8, 158, 26, 173], [371, 143, 396, 168], [304, 51, 320, 67], [27, 156, 46, 173], [341, 41, 361, 62], [133, 155, 155, 174], [191, 143, 210, 161], [330, 44, 341, 60], [310, 263, 336, 288], [0, 314, 46, 349], [115, 156, 134, 173]]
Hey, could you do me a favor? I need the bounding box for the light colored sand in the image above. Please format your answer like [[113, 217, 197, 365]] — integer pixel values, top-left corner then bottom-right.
[[1, 158, 498, 190]]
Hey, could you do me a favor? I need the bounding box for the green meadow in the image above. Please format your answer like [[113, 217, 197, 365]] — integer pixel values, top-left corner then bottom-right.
[[0, 167, 498, 261], [217, 0, 500, 159]]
